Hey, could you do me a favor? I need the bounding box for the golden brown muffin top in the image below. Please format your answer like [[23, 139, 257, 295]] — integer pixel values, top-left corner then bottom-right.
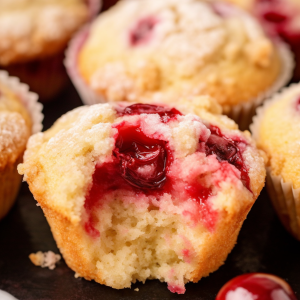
[[78, 0, 284, 108], [18, 97, 265, 223], [252, 83, 300, 189], [0, 0, 89, 65]]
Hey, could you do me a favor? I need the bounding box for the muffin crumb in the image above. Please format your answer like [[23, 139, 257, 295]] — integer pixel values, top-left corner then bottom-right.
[[29, 251, 61, 270]]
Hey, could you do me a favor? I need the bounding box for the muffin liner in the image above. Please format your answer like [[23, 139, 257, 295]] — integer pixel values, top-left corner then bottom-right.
[[250, 83, 300, 240], [0, 158, 23, 220], [1, 0, 102, 103], [86, 0, 103, 20], [65, 25, 106, 105], [0, 71, 43, 219], [65, 23, 293, 129]]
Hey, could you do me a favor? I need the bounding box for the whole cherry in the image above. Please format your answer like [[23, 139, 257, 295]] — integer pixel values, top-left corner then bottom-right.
[[216, 273, 298, 300]]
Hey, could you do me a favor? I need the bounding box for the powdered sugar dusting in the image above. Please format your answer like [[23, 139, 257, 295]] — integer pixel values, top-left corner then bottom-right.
[[81, 0, 276, 100], [0, 112, 29, 169], [0, 0, 89, 65]]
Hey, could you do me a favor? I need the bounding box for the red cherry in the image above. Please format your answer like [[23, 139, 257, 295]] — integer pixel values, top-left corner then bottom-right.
[[204, 126, 250, 191], [117, 103, 183, 123], [129, 17, 159, 46], [296, 97, 300, 111], [261, 10, 288, 23], [216, 273, 297, 300], [113, 125, 169, 189]]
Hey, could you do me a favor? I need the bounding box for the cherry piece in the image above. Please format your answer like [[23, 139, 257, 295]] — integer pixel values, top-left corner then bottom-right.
[[216, 273, 298, 300], [262, 10, 288, 23], [204, 126, 250, 191], [117, 103, 183, 123], [84, 122, 250, 237], [113, 125, 168, 189], [296, 97, 300, 111], [129, 17, 158, 46]]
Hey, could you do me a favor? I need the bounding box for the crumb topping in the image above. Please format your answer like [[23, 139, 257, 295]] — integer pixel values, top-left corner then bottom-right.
[[0, 0, 89, 65], [18, 98, 264, 223], [0, 112, 29, 169], [79, 0, 280, 106]]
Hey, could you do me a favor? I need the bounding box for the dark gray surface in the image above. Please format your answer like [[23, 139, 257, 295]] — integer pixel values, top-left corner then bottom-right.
[[0, 84, 299, 300]]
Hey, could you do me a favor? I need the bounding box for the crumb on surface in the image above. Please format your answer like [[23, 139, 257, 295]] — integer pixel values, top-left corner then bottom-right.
[[134, 288, 139, 292], [29, 251, 61, 270]]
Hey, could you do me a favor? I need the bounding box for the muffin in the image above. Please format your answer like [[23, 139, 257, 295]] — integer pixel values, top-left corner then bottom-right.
[[0, 71, 43, 220], [226, 0, 300, 81], [0, 0, 101, 101], [66, 0, 293, 129], [18, 97, 265, 293], [251, 83, 300, 240]]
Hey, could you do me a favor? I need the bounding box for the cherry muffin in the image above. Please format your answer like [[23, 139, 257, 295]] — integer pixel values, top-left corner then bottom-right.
[[0, 71, 43, 220], [251, 83, 300, 240], [226, 0, 300, 81], [0, 0, 101, 101], [66, 0, 293, 129], [18, 97, 265, 293]]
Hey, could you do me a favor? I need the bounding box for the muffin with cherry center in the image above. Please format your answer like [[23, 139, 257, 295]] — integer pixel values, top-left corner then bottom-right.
[[66, 0, 293, 129], [251, 83, 300, 240], [18, 97, 265, 294], [225, 0, 300, 81]]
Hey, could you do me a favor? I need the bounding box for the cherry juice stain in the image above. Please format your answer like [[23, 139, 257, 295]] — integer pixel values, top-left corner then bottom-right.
[[116, 103, 183, 123], [204, 125, 251, 192], [84, 104, 251, 236], [129, 16, 159, 46]]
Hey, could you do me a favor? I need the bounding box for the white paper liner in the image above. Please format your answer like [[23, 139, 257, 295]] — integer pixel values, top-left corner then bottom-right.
[[250, 83, 300, 240], [65, 25, 106, 105], [86, 0, 102, 20], [266, 169, 300, 240], [0, 71, 43, 134], [65, 23, 293, 125]]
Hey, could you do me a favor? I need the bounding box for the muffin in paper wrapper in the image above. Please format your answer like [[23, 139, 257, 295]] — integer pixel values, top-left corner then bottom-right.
[[0, 71, 43, 219], [0, 0, 102, 102], [65, 23, 294, 130], [250, 84, 300, 240], [265, 169, 300, 240]]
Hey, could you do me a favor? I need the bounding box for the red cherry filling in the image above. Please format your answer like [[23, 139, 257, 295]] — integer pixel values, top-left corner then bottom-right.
[[84, 121, 250, 237], [296, 97, 300, 111], [116, 103, 183, 123], [129, 17, 159, 46], [113, 125, 168, 189], [216, 273, 297, 300], [204, 126, 250, 191]]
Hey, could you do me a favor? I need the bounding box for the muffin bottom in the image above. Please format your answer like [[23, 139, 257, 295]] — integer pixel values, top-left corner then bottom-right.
[[2, 52, 68, 102], [0, 157, 23, 220], [38, 194, 253, 293]]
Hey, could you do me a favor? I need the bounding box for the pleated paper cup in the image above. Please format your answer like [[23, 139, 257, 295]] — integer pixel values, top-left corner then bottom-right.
[[0, 71, 43, 219], [1, 0, 102, 102]]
